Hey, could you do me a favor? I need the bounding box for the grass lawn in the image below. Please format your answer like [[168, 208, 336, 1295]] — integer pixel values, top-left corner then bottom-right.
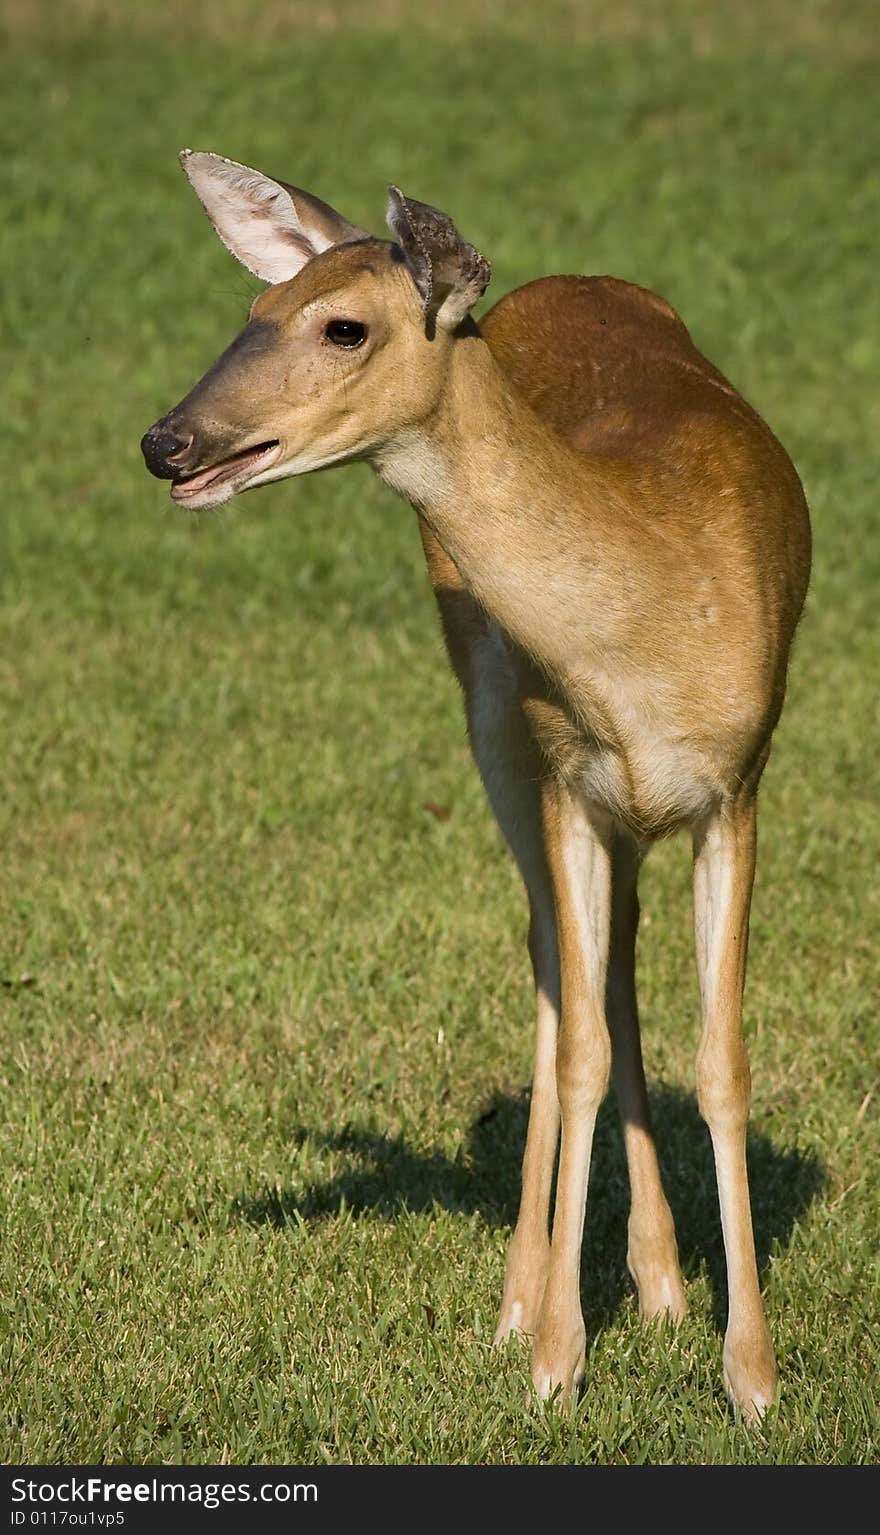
[[0, 0, 877, 1465]]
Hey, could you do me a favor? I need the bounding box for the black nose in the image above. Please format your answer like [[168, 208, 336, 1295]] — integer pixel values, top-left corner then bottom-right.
[[140, 422, 192, 481]]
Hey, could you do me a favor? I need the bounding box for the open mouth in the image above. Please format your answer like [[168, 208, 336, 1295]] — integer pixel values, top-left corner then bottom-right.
[[170, 440, 281, 501]]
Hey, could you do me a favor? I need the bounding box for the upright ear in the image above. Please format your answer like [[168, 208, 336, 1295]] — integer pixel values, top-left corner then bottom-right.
[[386, 187, 491, 331], [180, 150, 370, 285]]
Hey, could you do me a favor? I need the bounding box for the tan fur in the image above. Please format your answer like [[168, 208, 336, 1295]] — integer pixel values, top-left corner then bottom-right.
[[144, 180, 811, 1418]]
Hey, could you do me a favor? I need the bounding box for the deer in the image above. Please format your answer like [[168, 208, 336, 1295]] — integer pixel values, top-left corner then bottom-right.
[[141, 151, 811, 1419]]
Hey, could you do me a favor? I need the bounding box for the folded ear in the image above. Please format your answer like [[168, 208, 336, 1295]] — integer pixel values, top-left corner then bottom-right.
[[180, 150, 370, 285], [386, 187, 491, 331]]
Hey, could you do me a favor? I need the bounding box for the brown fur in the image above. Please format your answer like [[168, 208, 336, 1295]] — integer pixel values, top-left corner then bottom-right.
[[143, 179, 811, 1417], [416, 279, 810, 838]]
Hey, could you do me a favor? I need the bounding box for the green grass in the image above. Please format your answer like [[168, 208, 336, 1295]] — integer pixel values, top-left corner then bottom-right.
[[1, 1, 878, 1465]]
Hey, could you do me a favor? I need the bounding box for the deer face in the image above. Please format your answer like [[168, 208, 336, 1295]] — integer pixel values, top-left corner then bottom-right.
[[141, 154, 491, 510]]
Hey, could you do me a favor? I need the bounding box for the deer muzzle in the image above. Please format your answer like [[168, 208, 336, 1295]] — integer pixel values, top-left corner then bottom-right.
[[140, 422, 196, 481]]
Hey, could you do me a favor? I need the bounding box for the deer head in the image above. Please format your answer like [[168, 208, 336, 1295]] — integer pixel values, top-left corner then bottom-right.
[[140, 152, 491, 509]]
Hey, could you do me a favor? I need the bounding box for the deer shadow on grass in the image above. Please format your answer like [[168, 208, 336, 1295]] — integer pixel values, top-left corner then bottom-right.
[[234, 1085, 823, 1333]]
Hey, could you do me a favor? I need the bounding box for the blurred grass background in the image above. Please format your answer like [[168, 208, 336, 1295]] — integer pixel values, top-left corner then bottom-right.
[[0, 0, 877, 1464]]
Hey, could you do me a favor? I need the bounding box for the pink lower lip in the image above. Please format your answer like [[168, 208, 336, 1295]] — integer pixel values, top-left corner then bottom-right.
[[171, 441, 280, 498]]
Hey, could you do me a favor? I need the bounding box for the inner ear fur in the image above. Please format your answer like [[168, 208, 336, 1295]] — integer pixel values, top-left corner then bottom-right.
[[180, 150, 369, 285], [386, 186, 491, 330]]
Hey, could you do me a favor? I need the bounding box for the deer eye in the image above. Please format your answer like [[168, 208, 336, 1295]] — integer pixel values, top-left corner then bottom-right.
[[325, 319, 367, 348]]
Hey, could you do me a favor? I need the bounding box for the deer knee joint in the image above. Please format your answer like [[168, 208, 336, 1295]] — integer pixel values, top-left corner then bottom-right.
[[557, 1022, 611, 1115], [696, 1038, 751, 1132]]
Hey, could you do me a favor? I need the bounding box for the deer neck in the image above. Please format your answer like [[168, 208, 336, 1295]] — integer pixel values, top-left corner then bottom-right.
[[372, 330, 623, 683]]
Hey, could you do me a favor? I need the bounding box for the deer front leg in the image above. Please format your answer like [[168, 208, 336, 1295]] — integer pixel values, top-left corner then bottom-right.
[[607, 831, 687, 1322], [529, 788, 613, 1404], [693, 799, 776, 1418], [436, 611, 561, 1348], [494, 895, 560, 1343]]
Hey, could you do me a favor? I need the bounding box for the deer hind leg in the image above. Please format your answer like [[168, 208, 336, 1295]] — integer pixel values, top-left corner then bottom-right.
[[607, 831, 687, 1321], [530, 786, 613, 1403], [693, 798, 777, 1418]]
